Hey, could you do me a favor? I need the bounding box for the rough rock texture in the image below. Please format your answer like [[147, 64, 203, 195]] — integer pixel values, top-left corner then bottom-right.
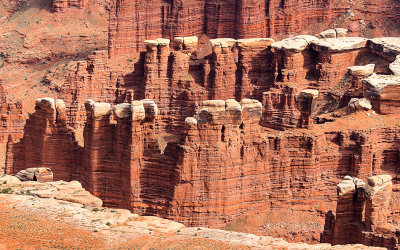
[[0, 84, 24, 144], [0, 190, 383, 249], [108, 0, 400, 58], [296, 89, 319, 128], [15, 167, 53, 182], [5, 28, 400, 247], [348, 64, 375, 89], [321, 175, 399, 249], [0, 177, 102, 207], [271, 35, 318, 88], [52, 0, 87, 12], [262, 85, 300, 129], [5, 98, 81, 181], [60, 35, 400, 135], [363, 74, 400, 114]]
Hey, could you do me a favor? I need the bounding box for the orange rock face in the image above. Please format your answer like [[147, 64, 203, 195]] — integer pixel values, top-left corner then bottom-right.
[[5, 98, 80, 181], [0, 84, 24, 145], [6, 35, 400, 244], [108, 0, 400, 58], [52, 0, 87, 12], [321, 175, 400, 249]]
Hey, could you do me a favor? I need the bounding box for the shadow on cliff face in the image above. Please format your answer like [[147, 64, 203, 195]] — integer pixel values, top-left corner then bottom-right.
[[354, 48, 393, 75], [139, 138, 180, 217], [5, 103, 82, 181], [119, 53, 146, 101]]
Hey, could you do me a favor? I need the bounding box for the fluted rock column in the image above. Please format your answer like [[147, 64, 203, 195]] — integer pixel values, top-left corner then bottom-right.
[[83, 100, 113, 199], [364, 175, 392, 231], [296, 89, 319, 129]]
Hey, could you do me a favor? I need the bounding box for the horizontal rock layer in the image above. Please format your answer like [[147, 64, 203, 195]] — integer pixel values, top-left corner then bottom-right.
[[108, 0, 400, 58]]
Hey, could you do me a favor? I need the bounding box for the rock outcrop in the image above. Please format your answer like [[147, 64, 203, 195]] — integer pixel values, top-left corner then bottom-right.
[[0, 176, 102, 207], [3, 25, 400, 247], [363, 74, 400, 114], [108, 0, 400, 58], [0, 84, 24, 145], [60, 34, 400, 135], [5, 98, 81, 181], [321, 175, 399, 249], [0, 187, 383, 249], [15, 168, 53, 183], [5, 31, 400, 244]]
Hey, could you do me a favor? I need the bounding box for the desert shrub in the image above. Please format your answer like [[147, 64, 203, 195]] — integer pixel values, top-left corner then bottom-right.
[[1, 188, 12, 194]]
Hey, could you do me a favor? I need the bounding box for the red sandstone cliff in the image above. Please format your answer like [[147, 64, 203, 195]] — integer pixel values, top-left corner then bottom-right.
[[108, 0, 400, 58], [4, 21, 400, 246], [322, 175, 400, 249]]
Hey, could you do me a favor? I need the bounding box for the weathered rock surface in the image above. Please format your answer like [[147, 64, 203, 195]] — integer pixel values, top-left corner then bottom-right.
[[15, 168, 53, 182], [348, 98, 372, 111], [0, 84, 24, 145], [363, 74, 400, 114], [52, 0, 87, 12], [0, 189, 384, 249], [5, 98, 80, 181], [0, 177, 102, 207], [108, 0, 400, 58], [2, 8, 400, 245], [322, 175, 399, 249], [5, 33, 400, 245]]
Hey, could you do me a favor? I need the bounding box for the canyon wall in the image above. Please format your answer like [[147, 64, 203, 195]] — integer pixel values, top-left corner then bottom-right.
[[60, 35, 400, 133], [6, 93, 400, 234], [108, 0, 400, 58], [4, 34, 400, 245], [5, 98, 80, 180]]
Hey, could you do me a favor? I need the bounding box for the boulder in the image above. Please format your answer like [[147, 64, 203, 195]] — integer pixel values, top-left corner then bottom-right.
[[312, 37, 367, 52], [0, 174, 21, 184], [320, 29, 336, 38], [348, 64, 375, 77], [271, 35, 318, 52], [348, 98, 372, 111], [15, 168, 53, 183]]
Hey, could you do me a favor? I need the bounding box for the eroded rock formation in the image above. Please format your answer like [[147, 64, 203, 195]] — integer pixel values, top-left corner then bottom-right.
[[321, 175, 400, 249], [108, 0, 400, 58], [4, 31, 400, 245], [0, 84, 24, 144]]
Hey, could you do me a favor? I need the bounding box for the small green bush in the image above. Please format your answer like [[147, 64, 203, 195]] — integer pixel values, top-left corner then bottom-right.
[[1, 188, 11, 194], [106, 222, 111, 226], [92, 208, 100, 212], [3, 180, 7, 184]]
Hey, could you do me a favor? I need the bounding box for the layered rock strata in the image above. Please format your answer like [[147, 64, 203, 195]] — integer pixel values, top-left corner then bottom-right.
[[52, 0, 87, 12], [61, 34, 400, 135], [4, 33, 400, 246], [108, 0, 400, 58], [0, 84, 24, 145], [6, 87, 400, 240], [5, 98, 80, 181], [321, 175, 399, 249]]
